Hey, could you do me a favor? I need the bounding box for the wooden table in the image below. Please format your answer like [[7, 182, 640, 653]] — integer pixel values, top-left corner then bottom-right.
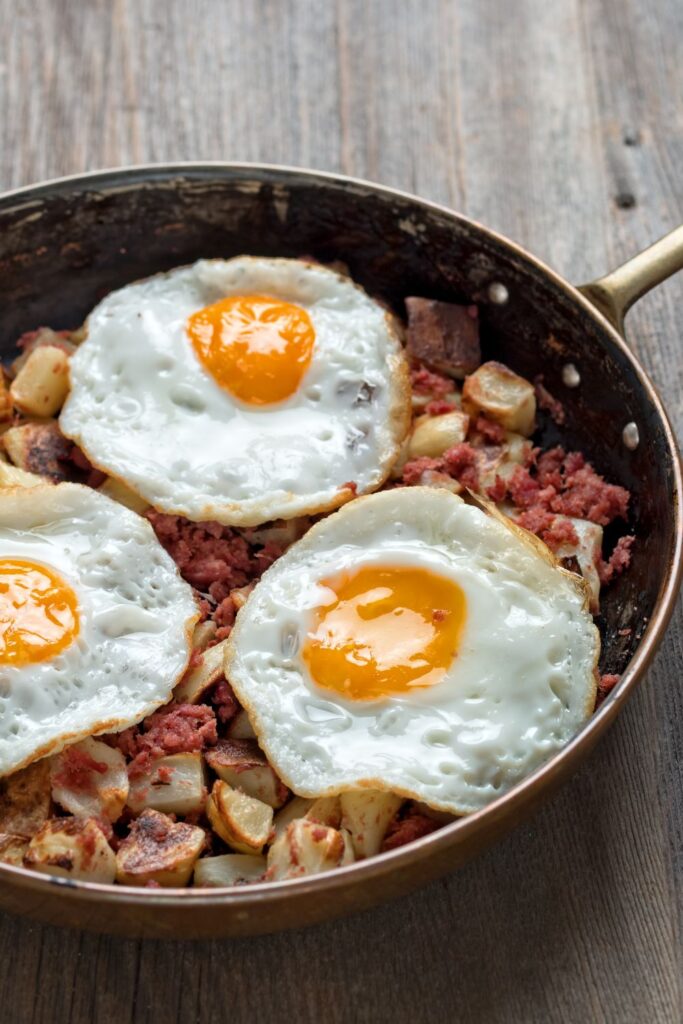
[[1, 2, 681, 1021]]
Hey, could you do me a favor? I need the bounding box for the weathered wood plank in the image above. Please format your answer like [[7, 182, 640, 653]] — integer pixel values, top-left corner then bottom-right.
[[0, 1, 681, 1021]]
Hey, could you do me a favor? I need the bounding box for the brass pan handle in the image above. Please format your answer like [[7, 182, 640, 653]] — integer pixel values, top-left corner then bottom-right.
[[578, 224, 683, 332]]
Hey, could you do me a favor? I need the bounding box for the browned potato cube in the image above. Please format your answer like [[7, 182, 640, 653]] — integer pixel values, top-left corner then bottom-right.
[[50, 737, 128, 822], [266, 819, 354, 880], [115, 809, 205, 887], [173, 638, 228, 704], [98, 476, 149, 514], [272, 796, 315, 839], [225, 708, 256, 740], [408, 411, 470, 460], [127, 752, 206, 817], [0, 759, 51, 837], [10, 346, 70, 417], [0, 833, 30, 866], [340, 790, 404, 858], [463, 361, 536, 436], [205, 739, 288, 809], [190, 619, 217, 653], [24, 817, 116, 883], [10, 328, 76, 377], [2, 420, 72, 482], [206, 781, 273, 854], [0, 461, 45, 488], [193, 853, 266, 887], [305, 795, 342, 828]]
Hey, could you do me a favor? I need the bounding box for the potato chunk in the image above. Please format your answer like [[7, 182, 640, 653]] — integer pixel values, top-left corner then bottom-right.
[[2, 420, 71, 481], [10, 345, 70, 417], [193, 853, 266, 888], [115, 809, 205, 887], [266, 820, 354, 881], [205, 739, 288, 809], [463, 361, 536, 436], [408, 411, 470, 459], [24, 817, 116, 883], [272, 796, 315, 839], [50, 737, 128, 822], [10, 328, 76, 377], [340, 790, 404, 858], [226, 708, 256, 740], [127, 752, 206, 817], [0, 461, 45, 488], [306, 795, 342, 828], [0, 760, 51, 837], [98, 476, 149, 514], [206, 781, 273, 854], [0, 833, 30, 866], [173, 639, 229, 704], [405, 297, 481, 378]]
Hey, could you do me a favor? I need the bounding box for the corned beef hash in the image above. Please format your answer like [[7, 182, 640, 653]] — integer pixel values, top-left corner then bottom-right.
[[0, 257, 632, 888]]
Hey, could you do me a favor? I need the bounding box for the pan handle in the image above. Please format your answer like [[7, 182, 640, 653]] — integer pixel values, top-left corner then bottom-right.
[[578, 224, 683, 331]]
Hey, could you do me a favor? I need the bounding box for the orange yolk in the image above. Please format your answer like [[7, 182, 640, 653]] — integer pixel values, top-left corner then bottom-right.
[[187, 294, 316, 406], [303, 565, 466, 701], [0, 559, 80, 666]]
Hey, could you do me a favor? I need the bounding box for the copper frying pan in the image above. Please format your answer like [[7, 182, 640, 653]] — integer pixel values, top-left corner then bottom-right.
[[0, 164, 680, 938]]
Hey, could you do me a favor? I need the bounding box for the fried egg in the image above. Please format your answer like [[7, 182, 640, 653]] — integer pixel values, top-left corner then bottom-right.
[[0, 483, 198, 777], [226, 488, 599, 814], [60, 257, 410, 526]]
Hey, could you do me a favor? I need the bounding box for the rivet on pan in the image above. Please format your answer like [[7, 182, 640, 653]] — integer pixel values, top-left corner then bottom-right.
[[487, 282, 509, 305], [562, 363, 581, 388], [622, 422, 640, 450]]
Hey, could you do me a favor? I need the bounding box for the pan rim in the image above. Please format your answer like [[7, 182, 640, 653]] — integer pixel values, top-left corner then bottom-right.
[[0, 161, 680, 915]]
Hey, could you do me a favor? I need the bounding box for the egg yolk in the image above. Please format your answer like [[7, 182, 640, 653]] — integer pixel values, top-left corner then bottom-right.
[[0, 559, 80, 666], [303, 565, 466, 701], [187, 294, 315, 406]]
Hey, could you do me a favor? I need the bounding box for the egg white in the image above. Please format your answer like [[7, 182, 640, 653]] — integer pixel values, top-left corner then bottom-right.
[[225, 488, 600, 814], [0, 483, 198, 777], [60, 257, 410, 527]]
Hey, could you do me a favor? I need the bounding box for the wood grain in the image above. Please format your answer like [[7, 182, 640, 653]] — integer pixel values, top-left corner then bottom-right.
[[0, 1, 682, 1021]]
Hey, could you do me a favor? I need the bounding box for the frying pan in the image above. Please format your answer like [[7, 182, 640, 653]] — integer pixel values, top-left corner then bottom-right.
[[0, 164, 680, 939]]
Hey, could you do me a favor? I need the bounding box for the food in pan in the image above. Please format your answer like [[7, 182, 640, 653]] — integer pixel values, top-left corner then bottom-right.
[[59, 257, 410, 525], [226, 487, 599, 815], [0, 259, 633, 887]]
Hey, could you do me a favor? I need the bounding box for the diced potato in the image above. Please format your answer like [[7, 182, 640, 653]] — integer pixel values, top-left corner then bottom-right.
[[0, 832, 30, 866], [473, 431, 533, 492], [193, 853, 266, 888], [115, 808, 205, 887], [50, 737, 128, 822], [226, 708, 256, 740], [340, 790, 404, 859], [555, 517, 603, 612], [0, 376, 12, 423], [463, 361, 536, 436], [230, 583, 254, 610], [10, 328, 76, 377], [10, 345, 70, 417], [2, 420, 70, 481], [191, 619, 217, 653], [0, 759, 51, 837], [272, 795, 315, 839], [266, 819, 354, 881], [173, 639, 228, 704], [24, 817, 116, 883], [206, 781, 273, 854], [98, 476, 149, 514], [205, 739, 288, 809], [408, 411, 470, 460], [417, 469, 464, 494], [306, 795, 342, 828], [0, 461, 45, 488], [127, 752, 206, 817]]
